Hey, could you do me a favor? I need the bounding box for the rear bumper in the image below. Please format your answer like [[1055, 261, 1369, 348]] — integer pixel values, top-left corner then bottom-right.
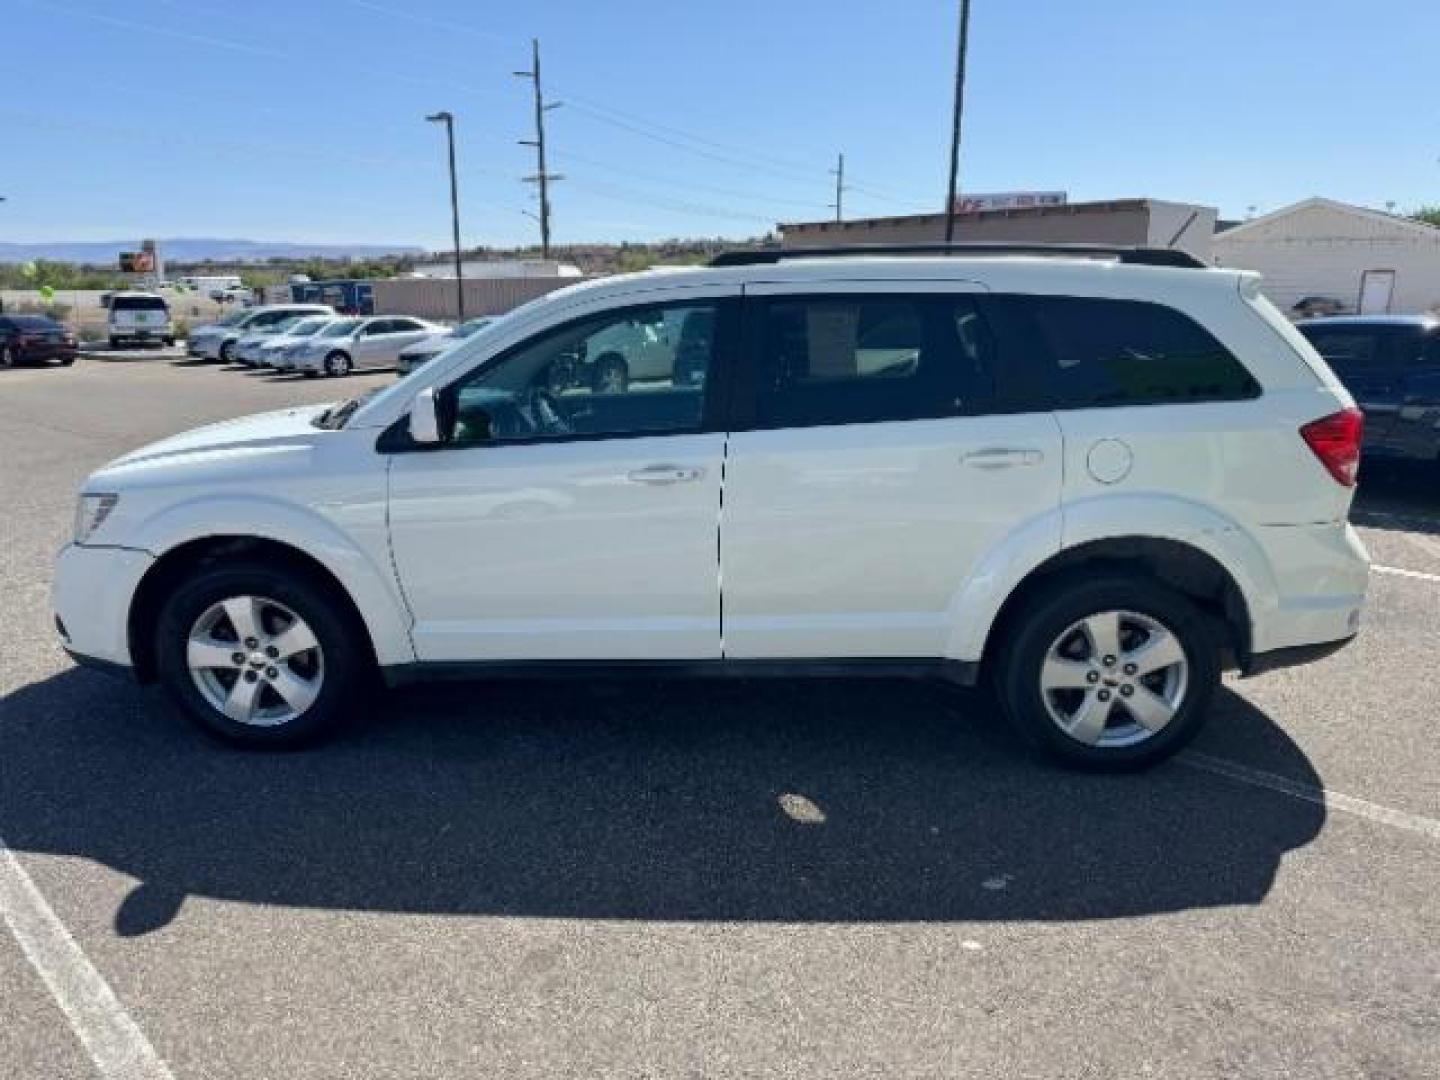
[[52, 544, 154, 670], [1249, 521, 1369, 657]]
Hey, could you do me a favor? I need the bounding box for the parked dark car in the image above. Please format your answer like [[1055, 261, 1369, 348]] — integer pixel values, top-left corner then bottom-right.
[[0, 314, 78, 367], [1298, 315, 1440, 463]]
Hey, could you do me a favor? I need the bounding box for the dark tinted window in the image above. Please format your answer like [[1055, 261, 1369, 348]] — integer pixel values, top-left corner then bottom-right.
[[447, 302, 720, 445], [756, 296, 997, 427], [1006, 296, 1259, 407], [110, 295, 168, 312], [1300, 329, 1384, 374]]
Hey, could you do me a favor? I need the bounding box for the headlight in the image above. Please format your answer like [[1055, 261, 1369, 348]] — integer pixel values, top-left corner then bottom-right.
[[74, 493, 119, 545]]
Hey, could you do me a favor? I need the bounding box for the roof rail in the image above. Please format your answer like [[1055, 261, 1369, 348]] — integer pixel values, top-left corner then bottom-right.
[[708, 242, 1207, 270]]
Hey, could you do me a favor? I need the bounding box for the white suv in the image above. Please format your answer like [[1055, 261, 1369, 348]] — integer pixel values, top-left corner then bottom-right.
[[53, 246, 1370, 769]]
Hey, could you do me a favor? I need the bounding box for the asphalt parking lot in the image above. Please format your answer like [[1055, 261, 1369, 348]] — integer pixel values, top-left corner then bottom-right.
[[2, 355, 1438, 1079]]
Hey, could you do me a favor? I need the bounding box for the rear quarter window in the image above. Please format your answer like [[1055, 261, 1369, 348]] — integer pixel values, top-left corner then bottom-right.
[[991, 295, 1260, 409]]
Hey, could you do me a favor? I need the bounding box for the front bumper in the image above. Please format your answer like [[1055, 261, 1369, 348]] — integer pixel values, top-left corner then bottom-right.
[[18, 343, 77, 362], [52, 544, 154, 671]]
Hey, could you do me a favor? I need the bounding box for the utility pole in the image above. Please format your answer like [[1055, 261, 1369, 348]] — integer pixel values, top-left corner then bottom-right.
[[829, 153, 846, 222], [943, 0, 972, 242], [425, 111, 465, 321], [514, 38, 563, 259]]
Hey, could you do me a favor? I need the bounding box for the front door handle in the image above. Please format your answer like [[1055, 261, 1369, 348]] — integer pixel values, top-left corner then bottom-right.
[[961, 447, 1044, 470], [626, 464, 705, 485]]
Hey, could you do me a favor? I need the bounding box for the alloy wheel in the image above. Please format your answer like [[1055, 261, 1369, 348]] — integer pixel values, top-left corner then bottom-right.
[[186, 595, 325, 727], [1038, 609, 1188, 748]]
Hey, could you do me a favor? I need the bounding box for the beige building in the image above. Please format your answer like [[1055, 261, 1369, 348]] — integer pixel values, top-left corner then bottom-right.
[[778, 198, 1217, 261], [1212, 197, 1440, 316]]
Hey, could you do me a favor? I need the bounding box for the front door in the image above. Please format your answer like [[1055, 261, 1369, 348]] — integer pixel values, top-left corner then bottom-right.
[[722, 286, 1063, 659], [387, 297, 735, 661]]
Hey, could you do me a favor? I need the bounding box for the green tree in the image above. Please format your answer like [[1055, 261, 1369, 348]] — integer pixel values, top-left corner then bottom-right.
[[1409, 207, 1440, 229]]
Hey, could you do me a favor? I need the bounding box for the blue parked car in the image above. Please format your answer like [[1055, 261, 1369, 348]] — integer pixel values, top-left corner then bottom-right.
[[1298, 315, 1440, 463]]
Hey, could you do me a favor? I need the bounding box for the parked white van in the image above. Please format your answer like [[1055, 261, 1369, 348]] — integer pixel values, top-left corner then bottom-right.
[[54, 245, 1370, 769], [107, 292, 174, 349]]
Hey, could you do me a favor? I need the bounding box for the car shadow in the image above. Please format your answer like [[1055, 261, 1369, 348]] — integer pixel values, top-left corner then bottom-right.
[[0, 669, 1324, 936]]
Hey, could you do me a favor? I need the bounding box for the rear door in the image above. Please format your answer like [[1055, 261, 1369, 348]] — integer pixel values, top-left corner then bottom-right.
[[1391, 329, 1440, 462], [722, 284, 1062, 660], [1300, 325, 1401, 450]]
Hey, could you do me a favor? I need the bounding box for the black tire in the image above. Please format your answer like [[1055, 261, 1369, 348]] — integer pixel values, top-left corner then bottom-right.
[[164, 337, 176, 348], [60, 356, 75, 366], [219, 340, 235, 363], [109, 337, 122, 350], [324, 351, 352, 377], [592, 352, 629, 393], [994, 572, 1221, 771], [154, 561, 369, 749]]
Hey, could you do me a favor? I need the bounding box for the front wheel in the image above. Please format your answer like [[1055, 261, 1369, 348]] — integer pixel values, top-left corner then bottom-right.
[[994, 574, 1220, 771], [324, 351, 352, 377], [155, 562, 368, 749]]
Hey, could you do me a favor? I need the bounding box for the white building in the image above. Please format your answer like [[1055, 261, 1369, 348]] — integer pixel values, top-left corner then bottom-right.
[[1213, 197, 1440, 317]]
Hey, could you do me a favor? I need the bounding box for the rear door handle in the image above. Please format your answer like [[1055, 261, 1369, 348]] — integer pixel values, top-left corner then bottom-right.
[[626, 464, 705, 485], [961, 447, 1044, 470]]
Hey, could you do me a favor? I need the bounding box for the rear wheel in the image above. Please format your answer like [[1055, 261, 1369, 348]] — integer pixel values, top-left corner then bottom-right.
[[324, 351, 352, 377], [154, 562, 367, 749], [994, 573, 1220, 770]]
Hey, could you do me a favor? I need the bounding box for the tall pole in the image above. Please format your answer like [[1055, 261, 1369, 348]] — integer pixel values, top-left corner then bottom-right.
[[943, 0, 972, 242], [515, 38, 562, 259], [426, 111, 465, 321], [829, 153, 845, 222]]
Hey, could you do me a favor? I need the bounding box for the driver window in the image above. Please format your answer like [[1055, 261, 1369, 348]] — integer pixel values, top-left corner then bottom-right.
[[447, 302, 720, 446]]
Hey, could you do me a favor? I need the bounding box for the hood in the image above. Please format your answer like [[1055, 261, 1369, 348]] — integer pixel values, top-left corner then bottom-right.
[[99, 404, 333, 477]]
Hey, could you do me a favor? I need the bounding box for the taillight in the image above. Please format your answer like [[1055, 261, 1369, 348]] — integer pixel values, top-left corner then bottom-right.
[[1300, 408, 1364, 487]]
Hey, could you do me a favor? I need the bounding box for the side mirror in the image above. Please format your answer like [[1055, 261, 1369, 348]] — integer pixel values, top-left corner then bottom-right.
[[409, 386, 443, 444]]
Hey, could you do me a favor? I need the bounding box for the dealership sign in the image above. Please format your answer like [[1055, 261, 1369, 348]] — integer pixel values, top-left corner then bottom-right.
[[953, 191, 1068, 212]]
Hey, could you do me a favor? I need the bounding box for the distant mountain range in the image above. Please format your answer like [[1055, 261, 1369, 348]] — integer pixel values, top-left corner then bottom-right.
[[0, 239, 425, 264]]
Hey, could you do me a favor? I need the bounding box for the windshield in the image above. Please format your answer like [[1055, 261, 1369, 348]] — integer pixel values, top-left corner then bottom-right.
[[287, 317, 329, 337], [11, 315, 61, 330], [318, 318, 362, 338], [217, 310, 250, 326]]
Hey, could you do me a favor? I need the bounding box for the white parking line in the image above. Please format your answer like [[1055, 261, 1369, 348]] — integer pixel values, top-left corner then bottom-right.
[[0, 839, 174, 1080], [1180, 752, 1440, 841], [1373, 564, 1440, 584]]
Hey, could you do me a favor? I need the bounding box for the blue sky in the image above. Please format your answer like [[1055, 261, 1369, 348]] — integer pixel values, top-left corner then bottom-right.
[[5, 0, 1438, 250]]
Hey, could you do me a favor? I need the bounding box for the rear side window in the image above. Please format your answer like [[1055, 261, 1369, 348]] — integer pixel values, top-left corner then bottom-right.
[[111, 295, 168, 312], [996, 295, 1259, 408], [1300, 330, 1384, 375], [755, 295, 998, 427]]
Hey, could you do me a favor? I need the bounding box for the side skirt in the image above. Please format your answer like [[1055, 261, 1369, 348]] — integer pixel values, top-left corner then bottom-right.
[[381, 657, 981, 689]]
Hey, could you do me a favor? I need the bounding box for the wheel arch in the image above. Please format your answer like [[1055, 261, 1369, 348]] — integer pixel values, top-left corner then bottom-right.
[[127, 526, 413, 682], [978, 536, 1255, 677]]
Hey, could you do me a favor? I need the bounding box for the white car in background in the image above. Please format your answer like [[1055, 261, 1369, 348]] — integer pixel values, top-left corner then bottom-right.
[[395, 317, 495, 377], [187, 304, 335, 363], [233, 315, 309, 366], [248, 316, 338, 370], [107, 292, 174, 349], [289, 316, 444, 377]]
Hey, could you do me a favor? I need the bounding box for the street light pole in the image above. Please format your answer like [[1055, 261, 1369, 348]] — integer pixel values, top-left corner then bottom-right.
[[943, 0, 972, 242], [425, 111, 465, 322]]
